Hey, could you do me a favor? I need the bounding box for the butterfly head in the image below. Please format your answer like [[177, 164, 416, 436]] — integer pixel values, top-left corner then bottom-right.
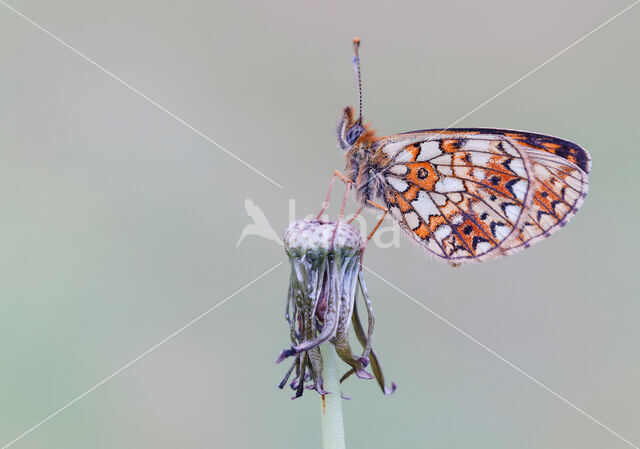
[[337, 39, 377, 152], [337, 37, 375, 152], [337, 106, 367, 151]]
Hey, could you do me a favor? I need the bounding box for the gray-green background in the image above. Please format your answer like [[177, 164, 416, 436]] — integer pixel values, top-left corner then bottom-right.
[[1, 1, 639, 448]]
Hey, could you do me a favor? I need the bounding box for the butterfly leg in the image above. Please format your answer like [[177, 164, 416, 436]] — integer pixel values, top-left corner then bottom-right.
[[357, 200, 389, 255], [365, 202, 388, 242], [317, 170, 352, 220], [330, 181, 351, 249], [318, 170, 387, 249], [346, 204, 365, 224], [316, 172, 337, 220]]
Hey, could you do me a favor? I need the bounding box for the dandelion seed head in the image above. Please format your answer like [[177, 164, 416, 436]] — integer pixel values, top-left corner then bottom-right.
[[277, 219, 396, 399], [283, 220, 363, 253]]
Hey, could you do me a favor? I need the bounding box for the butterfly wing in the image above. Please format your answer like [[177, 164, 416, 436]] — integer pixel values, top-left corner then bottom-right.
[[378, 129, 590, 263], [503, 137, 589, 255]]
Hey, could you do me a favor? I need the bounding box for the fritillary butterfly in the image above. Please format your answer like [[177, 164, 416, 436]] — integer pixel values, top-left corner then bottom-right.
[[335, 38, 590, 265]]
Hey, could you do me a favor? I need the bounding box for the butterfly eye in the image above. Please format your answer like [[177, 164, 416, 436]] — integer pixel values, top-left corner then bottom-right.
[[346, 125, 364, 145]]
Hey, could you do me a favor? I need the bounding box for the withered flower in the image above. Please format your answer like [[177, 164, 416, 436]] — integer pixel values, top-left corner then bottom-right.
[[277, 219, 396, 399]]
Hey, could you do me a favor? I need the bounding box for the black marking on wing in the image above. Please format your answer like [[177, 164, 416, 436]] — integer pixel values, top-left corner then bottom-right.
[[499, 201, 518, 216], [489, 221, 509, 239], [444, 193, 497, 245], [505, 178, 520, 198], [536, 178, 573, 208], [437, 139, 467, 151], [460, 189, 515, 225], [471, 235, 491, 251], [452, 173, 521, 202]]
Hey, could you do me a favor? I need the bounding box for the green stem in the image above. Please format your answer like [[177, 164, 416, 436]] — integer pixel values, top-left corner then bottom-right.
[[319, 343, 346, 449]]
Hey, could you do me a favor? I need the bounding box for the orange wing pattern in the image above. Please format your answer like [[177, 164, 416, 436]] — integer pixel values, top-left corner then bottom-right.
[[379, 129, 590, 263]]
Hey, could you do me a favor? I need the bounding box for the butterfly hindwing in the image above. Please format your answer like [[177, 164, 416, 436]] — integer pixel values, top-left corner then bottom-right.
[[379, 129, 590, 263], [500, 143, 589, 255]]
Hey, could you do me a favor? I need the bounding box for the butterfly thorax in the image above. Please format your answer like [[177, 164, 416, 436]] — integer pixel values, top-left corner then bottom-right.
[[345, 138, 391, 205]]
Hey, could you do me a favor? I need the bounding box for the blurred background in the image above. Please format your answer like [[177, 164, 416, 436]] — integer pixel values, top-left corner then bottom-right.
[[1, 1, 639, 448]]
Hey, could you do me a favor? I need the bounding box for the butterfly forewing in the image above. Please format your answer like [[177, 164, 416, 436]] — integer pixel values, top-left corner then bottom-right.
[[379, 129, 590, 263]]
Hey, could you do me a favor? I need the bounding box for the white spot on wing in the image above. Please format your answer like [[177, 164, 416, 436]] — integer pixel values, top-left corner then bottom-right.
[[438, 166, 453, 176], [434, 177, 464, 193], [389, 164, 408, 176], [472, 168, 486, 180], [395, 148, 415, 163], [404, 211, 420, 230], [505, 204, 521, 223], [430, 154, 452, 165], [564, 188, 580, 203], [494, 223, 510, 240], [434, 225, 452, 242], [554, 202, 570, 215], [511, 179, 527, 201], [463, 140, 492, 152], [411, 191, 440, 220], [383, 141, 411, 158], [387, 176, 409, 193], [470, 152, 491, 166], [451, 214, 463, 225], [431, 192, 447, 206], [537, 213, 555, 229], [417, 141, 442, 161], [476, 241, 493, 254], [510, 158, 527, 177]]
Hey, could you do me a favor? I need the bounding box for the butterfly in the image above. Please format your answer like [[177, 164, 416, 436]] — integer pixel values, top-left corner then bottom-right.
[[334, 38, 590, 265]]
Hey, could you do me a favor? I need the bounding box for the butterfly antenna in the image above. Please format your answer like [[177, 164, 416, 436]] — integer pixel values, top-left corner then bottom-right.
[[352, 37, 363, 123]]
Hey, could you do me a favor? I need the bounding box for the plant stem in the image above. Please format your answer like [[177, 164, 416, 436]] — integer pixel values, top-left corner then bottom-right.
[[319, 343, 346, 449]]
